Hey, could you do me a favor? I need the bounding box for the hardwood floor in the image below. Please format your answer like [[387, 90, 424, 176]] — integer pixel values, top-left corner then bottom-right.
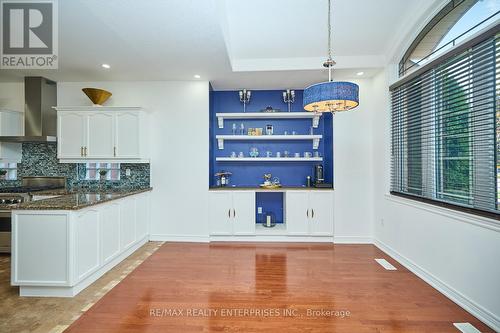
[[65, 243, 493, 333]]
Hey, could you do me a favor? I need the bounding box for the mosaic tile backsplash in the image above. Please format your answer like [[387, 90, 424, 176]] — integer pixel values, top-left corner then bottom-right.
[[0, 143, 150, 191]]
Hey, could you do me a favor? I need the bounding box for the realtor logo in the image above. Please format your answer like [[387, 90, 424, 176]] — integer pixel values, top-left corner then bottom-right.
[[1, 0, 58, 69]]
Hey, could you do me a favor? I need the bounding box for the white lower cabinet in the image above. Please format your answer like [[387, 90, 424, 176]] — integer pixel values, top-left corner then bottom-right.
[[11, 191, 151, 297], [101, 202, 121, 264], [308, 191, 334, 236], [209, 191, 255, 235], [120, 197, 137, 250], [208, 190, 334, 238], [286, 191, 334, 236], [75, 209, 100, 281]]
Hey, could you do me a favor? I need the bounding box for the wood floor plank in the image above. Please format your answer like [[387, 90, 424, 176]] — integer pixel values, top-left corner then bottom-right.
[[64, 243, 494, 333]]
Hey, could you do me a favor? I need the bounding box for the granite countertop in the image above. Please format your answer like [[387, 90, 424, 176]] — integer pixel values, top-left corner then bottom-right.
[[14, 188, 152, 210], [209, 186, 334, 191], [29, 188, 71, 196]]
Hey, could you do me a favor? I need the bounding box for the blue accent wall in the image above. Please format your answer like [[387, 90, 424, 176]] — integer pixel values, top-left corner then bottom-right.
[[256, 192, 284, 224], [209, 90, 333, 187]]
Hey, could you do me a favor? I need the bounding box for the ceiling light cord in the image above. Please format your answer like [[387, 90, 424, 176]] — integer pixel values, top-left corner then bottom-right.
[[328, 0, 332, 62], [324, 0, 335, 82]]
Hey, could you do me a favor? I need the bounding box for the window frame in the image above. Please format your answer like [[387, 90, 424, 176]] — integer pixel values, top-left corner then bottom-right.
[[390, 24, 500, 221], [0, 162, 18, 181], [82, 163, 121, 181]]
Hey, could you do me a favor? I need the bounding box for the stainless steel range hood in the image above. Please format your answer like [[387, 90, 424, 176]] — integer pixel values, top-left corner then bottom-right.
[[0, 77, 57, 142]]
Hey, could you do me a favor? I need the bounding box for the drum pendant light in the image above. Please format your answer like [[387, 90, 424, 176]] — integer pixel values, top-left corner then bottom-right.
[[303, 0, 359, 113]]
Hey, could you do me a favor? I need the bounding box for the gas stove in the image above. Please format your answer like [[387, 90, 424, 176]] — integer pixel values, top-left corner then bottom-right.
[[0, 194, 27, 207]]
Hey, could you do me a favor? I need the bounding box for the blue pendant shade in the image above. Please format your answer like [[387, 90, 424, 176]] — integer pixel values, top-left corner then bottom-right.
[[303, 81, 359, 112]]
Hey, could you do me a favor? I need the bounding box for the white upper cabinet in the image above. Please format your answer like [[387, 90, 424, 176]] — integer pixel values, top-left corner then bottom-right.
[[55, 107, 148, 162], [87, 112, 114, 158], [115, 112, 140, 158], [58, 112, 86, 159], [0, 110, 23, 162]]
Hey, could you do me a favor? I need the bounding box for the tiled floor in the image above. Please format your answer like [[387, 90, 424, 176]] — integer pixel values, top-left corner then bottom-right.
[[0, 241, 163, 333]]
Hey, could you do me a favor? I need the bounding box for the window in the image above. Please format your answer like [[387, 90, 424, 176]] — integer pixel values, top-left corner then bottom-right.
[[0, 163, 18, 180], [399, 0, 499, 76], [83, 163, 120, 181], [391, 27, 499, 218]]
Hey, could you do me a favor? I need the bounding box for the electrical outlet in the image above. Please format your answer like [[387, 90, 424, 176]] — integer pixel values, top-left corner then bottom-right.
[[257, 207, 262, 214], [125, 168, 131, 177]]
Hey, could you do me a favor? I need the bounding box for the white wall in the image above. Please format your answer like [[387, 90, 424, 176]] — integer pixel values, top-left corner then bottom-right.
[[370, 69, 500, 331], [333, 79, 375, 243], [57, 81, 210, 241], [0, 82, 24, 111]]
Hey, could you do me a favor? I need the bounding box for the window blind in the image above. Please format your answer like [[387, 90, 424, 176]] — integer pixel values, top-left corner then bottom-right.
[[390, 28, 499, 218]]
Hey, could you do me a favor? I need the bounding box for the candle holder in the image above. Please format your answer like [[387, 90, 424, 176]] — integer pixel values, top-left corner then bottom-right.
[[282, 89, 295, 112], [239, 89, 251, 113]]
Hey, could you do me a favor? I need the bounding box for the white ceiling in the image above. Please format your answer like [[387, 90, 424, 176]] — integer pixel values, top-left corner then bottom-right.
[[0, 0, 444, 89]]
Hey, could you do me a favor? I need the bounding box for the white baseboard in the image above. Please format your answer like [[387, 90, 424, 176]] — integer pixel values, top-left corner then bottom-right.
[[149, 234, 210, 243], [374, 239, 500, 332], [210, 235, 334, 242], [151, 234, 374, 244], [333, 236, 373, 244]]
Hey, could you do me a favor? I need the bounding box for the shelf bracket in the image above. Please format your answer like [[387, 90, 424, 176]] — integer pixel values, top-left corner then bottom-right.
[[217, 116, 224, 129], [217, 138, 224, 149], [312, 114, 320, 128], [313, 137, 320, 150]]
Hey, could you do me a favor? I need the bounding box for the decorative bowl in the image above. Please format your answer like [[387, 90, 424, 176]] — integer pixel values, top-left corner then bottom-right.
[[82, 88, 112, 106]]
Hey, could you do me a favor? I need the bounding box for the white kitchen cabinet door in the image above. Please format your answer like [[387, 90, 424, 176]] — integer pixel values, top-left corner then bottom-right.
[[309, 191, 334, 236], [101, 203, 121, 264], [232, 192, 255, 235], [208, 192, 232, 235], [115, 112, 140, 158], [87, 113, 114, 158], [285, 191, 310, 235], [120, 197, 136, 250], [58, 112, 86, 158], [135, 193, 149, 240], [75, 209, 100, 281]]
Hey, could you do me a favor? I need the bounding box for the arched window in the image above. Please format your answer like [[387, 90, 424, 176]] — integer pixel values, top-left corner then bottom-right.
[[399, 0, 499, 76]]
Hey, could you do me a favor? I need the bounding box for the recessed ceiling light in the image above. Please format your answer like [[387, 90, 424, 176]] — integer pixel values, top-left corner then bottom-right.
[[101, 64, 111, 69], [356, 71, 364, 76], [194, 74, 201, 79]]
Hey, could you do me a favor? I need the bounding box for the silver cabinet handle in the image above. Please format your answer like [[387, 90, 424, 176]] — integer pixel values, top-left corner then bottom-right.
[[306, 209, 309, 218], [228, 209, 231, 218], [233, 208, 236, 218], [84, 147, 88, 156], [80, 147, 83, 156], [312, 209, 315, 219], [114, 146, 116, 157]]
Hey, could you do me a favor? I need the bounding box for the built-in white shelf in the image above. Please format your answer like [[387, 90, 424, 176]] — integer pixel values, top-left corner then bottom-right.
[[216, 157, 323, 162], [216, 112, 321, 129], [255, 223, 287, 235], [216, 134, 322, 150]]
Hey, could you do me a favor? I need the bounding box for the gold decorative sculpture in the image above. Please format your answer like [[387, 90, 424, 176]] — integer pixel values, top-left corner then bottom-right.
[[82, 88, 112, 106]]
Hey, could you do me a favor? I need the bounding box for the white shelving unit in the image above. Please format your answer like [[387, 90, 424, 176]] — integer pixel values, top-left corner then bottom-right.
[[216, 134, 322, 150], [216, 157, 323, 162], [216, 112, 321, 129]]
